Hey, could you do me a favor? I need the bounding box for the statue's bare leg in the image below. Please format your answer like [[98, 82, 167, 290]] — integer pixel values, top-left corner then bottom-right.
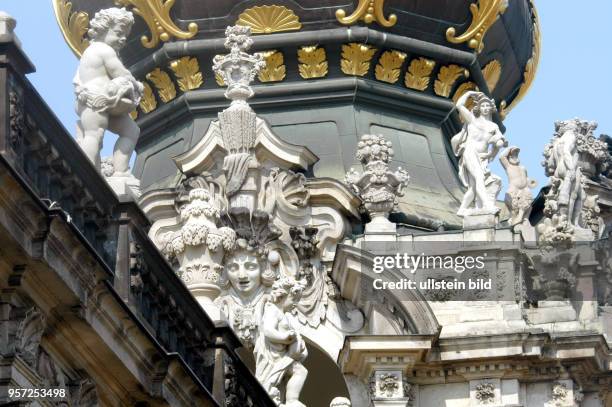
[[78, 107, 109, 170], [459, 187, 474, 214], [285, 363, 307, 406], [109, 113, 140, 174]]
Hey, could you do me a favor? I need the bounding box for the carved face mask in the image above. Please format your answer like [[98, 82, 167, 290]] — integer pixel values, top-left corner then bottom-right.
[[226, 251, 262, 296]]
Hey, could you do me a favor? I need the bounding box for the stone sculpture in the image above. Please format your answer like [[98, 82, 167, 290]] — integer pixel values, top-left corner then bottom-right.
[[214, 209, 281, 349], [213, 25, 266, 210], [345, 134, 409, 233], [451, 91, 507, 218], [541, 118, 607, 240], [74, 7, 143, 198], [500, 146, 536, 226], [255, 276, 309, 407]]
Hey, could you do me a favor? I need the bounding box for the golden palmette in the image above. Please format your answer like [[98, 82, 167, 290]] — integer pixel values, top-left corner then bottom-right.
[[258, 51, 286, 82], [236, 5, 301, 34], [404, 58, 436, 91], [434, 65, 468, 97], [375, 50, 407, 84], [146, 68, 176, 103], [170, 57, 204, 92], [139, 83, 157, 113], [297, 46, 328, 79], [482, 60, 502, 92], [340, 43, 377, 77]]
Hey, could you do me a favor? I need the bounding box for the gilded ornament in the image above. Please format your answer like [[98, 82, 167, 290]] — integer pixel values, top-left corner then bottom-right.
[[146, 68, 177, 102], [482, 59, 502, 91], [404, 57, 436, 91], [236, 5, 302, 34], [500, 0, 540, 117], [115, 0, 198, 48], [130, 110, 138, 119], [445, 0, 508, 53], [340, 43, 377, 77], [215, 72, 226, 87], [170, 56, 204, 91], [434, 65, 469, 97], [375, 50, 407, 84], [297, 46, 328, 79], [139, 82, 157, 113], [453, 82, 479, 110], [258, 51, 286, 82], [52, 0, 90, 57], [336, 0, 397, 27]]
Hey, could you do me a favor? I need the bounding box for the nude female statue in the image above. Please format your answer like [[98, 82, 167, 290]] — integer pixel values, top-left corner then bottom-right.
[[451, 91, 507, 216], [74, 8, 143, 175]]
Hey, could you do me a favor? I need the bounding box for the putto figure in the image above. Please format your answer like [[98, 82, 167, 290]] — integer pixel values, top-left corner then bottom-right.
[[256, 276, 309, 407], [500, 146, 536, 226], [74, 7, 143, 176], [451, 91, 507, 217]]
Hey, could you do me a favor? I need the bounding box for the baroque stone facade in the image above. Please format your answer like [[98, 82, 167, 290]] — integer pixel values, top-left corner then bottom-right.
[[2, 1, 612, 407]]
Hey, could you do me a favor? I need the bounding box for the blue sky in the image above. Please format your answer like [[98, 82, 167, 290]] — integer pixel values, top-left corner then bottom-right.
[[1, 1, 611, 190]]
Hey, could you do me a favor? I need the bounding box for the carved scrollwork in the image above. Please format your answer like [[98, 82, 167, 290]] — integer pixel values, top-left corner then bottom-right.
[[52, 0, 90, 57], [114, 0, 198, 48], [445, 0, 508, 53], [336, 0, 397, 27]]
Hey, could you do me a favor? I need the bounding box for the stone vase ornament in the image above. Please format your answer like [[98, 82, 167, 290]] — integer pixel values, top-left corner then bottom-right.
[[163, 187, 236, 316], [345, 134, 409, 233], [73, 7, 144, 201]]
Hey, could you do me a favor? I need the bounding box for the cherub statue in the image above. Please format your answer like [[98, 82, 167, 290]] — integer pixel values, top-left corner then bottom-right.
[[451, 91, 507, 216], [255, 276, 308, 407], [74, 7, 143, 176], [500, 146, 537, 226]]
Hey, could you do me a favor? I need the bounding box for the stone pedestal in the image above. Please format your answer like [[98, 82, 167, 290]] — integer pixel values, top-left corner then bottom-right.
[[525, 301, 577, 325], [462, 213, 498, 230], [365, 215, 397, 236], [105, 174, 141, 202]]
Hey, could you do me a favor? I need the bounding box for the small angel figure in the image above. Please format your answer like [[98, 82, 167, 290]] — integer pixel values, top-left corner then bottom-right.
[[255, 277, 308, 407], [74, 7, 143, 176], [500, 146, 537, 226]]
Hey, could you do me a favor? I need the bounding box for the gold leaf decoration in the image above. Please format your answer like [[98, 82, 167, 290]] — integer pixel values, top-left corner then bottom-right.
[[375, 50, 407, 84], [215, 72, 226, 87], [336, 0, 397, 27], [139, 83, 157, 113], [258, 51, 286, 82], [453, 82, 479, 110], [236, 5, 302, 34], [434, 65, 469, 97], [130, 110, 138, 119], [146, 68, 176, 102], [482, 59, 502, 91], [298, 46, 328, 79], [404, 58, 436, 91], [115, 0, 198, 48], [446, 0, 508, 53], [52, 0, 90, 57], [169, 56, 203, 92], [340, 43, 377, 77], [500, 0, 540, 118]]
